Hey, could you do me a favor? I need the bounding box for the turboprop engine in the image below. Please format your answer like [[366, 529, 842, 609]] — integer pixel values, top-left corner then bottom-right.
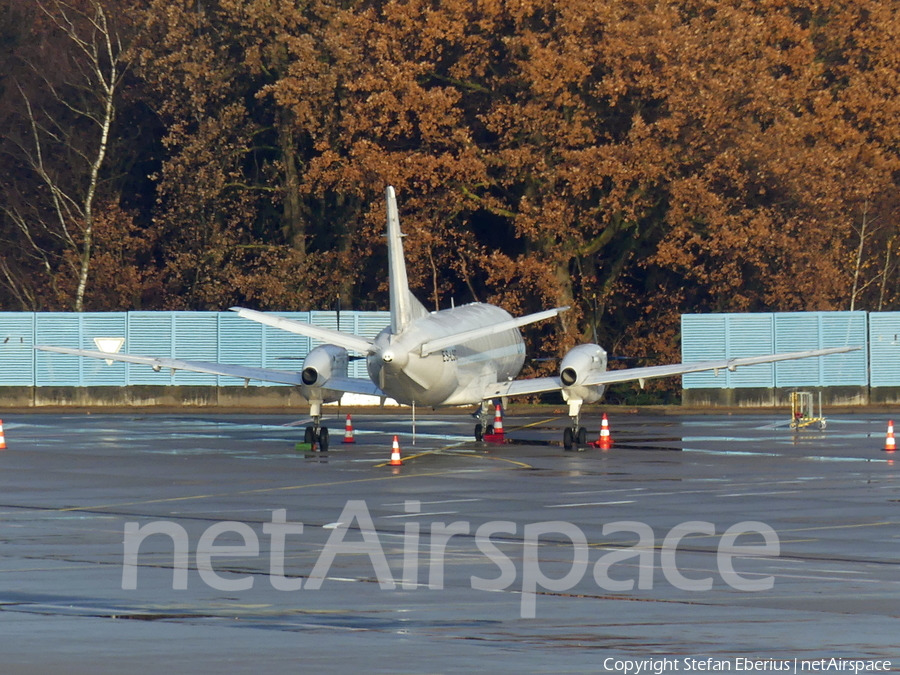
[[297, 344, 350, 452], [559, 343, 608, 405], [300, 344, 349, 400]]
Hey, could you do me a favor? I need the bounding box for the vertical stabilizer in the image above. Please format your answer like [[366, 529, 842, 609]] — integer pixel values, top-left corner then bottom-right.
[[386, 186, 428, 334]]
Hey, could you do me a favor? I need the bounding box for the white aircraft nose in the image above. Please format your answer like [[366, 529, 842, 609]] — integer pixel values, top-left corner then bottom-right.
[[382, 350, 395, 363]]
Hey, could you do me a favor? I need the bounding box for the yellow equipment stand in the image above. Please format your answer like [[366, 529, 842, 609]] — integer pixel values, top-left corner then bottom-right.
[[790, 391, 826, 431]]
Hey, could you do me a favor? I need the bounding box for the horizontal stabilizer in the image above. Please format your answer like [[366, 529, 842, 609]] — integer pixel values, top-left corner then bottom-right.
[[420, 306, 569, 356], [230, 307, 375, 354]]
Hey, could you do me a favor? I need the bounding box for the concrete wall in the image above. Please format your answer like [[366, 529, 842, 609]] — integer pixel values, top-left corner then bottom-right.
[[2, 385, 887, 409], [869, 388, 900, 406], [682, 386, 871, 408], [0, 386, 311, 409]]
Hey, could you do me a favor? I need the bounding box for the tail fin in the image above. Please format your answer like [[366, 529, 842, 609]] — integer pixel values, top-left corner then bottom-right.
[[386, 186, 429, 334]]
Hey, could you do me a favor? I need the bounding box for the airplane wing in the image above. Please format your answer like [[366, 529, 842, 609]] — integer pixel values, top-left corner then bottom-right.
[[580, 347, 861, 388], [483, 346, 861, 399], [230, 307, 375, 354], [322, 376, 384, 397], [34, 345, 385, 395], [484, 376, 562, 399], [35, 346, 305, 385], [419, 307, 569, 356]]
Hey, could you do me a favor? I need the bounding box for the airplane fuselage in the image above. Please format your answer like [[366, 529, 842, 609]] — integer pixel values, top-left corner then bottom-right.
[[367, 303, 526, 407]]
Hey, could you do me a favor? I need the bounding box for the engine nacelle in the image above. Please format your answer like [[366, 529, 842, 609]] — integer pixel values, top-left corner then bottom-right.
[[559, 343, 608, 404], [300, 345, 349, 403]]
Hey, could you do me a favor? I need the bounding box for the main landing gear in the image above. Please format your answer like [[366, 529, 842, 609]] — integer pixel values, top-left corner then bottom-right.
[[563, 398, 588, 451], [473, 401, 495, 441], [304, 422, 330, 451]]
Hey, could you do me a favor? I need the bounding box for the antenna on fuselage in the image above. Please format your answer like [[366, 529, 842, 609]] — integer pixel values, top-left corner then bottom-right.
[[335, 293, 341, 333]]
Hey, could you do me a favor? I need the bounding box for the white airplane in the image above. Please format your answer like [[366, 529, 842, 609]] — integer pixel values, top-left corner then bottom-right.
[[37, 187, 859, 451]]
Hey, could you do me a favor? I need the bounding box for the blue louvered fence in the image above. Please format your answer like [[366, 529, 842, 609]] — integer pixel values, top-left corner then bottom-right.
[[681, 312, 871, 389], [868, 314, 900, 388], [0, 310, 894, 390], [0, 311, 389, 387]]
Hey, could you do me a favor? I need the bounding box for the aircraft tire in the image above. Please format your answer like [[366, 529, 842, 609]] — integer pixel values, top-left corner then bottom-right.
[[563, 427, 574, 451], [318, 427, 329, 452], [475, 424, 483, 442], [304, 426, 315, 449], [576, 427, 587, 449], [486, 425, 494, 435]]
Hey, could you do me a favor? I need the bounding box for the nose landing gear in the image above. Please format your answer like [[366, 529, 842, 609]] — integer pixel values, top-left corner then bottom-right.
[[304, 420, 330, 452]]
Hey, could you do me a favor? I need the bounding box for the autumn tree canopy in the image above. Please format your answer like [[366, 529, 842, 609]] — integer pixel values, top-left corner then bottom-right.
[[1, 0, 898, 376]]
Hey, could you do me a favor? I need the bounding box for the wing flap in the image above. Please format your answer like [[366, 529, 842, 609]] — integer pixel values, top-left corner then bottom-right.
[[484, 376, 562, 399], [323, 376, 385, 397]]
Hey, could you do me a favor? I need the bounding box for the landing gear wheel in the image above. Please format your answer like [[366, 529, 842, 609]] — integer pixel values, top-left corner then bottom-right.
[[563, 427, 574, 451], [475, 424, 484, 442], [576, 427, 587, 450], [486, 424, 494, 435], [317, 427, 330, 452], [304, 426, 315, 449]]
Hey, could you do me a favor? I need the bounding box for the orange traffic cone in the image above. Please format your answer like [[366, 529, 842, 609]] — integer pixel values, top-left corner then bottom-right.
[[343, 414, 356, 444], [599, 413, 612, 450], [483, 405, 506, 443], [0, 420, 5, 450], [885, 421, 896, 452], [493, 404, 504, 436], [390, 435, 403, 465]]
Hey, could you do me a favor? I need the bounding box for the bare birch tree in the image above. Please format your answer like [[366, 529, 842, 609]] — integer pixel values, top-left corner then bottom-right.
[[1, 0, 127, 311]]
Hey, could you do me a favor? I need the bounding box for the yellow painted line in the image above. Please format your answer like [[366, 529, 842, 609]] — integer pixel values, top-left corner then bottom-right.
[[510, 416, 563, 431], [634, 521, 896, 541], [373, 442, 534, 469], [372, 450, 439, 467], [0, 565, 101, 573], [469, 454, 533, 469], [776, 521, 893, 534], [55, 469, 473, 513]]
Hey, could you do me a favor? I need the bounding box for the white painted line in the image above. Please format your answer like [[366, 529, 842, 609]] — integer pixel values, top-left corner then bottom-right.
[[562, 488, 640, 496], [545, 500, 636, 508], [717, 491, 801, 497], [383, 499, 482, 506], [772, 573, 888, 584], [381, 511, 459, 519]]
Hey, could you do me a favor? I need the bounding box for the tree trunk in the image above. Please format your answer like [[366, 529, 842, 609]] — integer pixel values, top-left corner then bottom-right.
[[278, 110, 306, 259]]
